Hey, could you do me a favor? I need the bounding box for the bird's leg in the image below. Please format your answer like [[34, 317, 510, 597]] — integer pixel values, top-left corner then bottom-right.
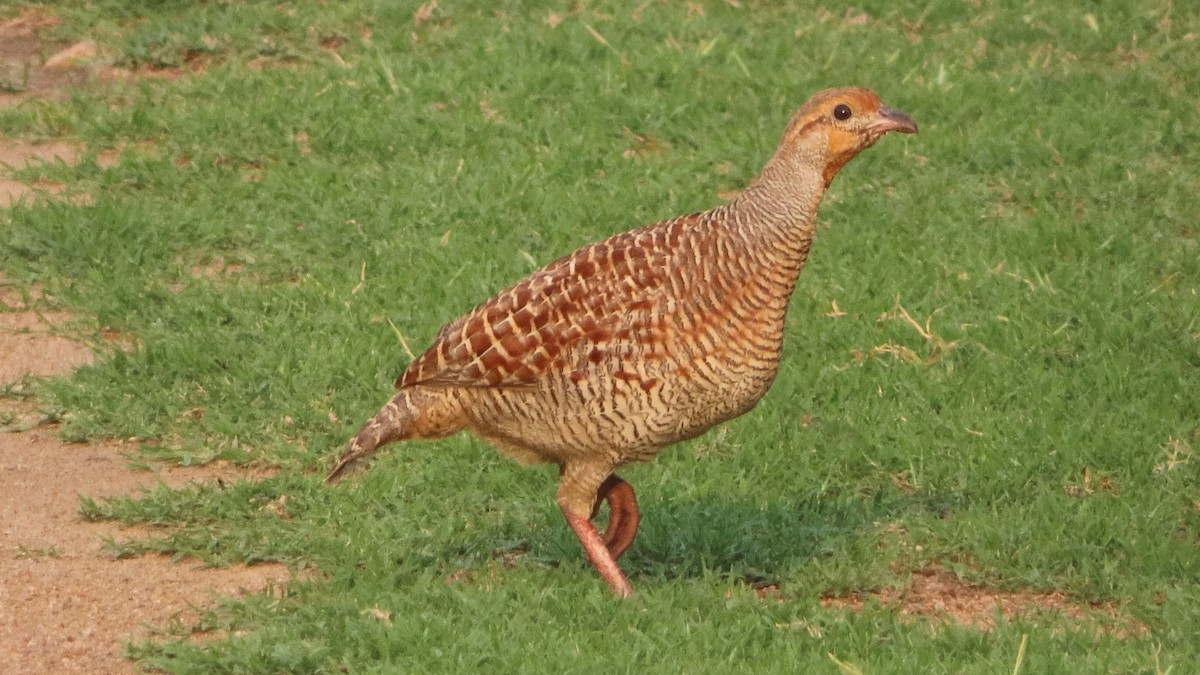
[[558, 465, 634, 597], [590, 473, 640, 562]]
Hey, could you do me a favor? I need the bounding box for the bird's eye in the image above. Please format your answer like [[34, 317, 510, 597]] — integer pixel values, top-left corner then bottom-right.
[[833, 104, 852, 121]]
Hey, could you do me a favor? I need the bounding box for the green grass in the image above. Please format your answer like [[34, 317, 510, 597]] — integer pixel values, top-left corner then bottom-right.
[[3, 0, 1199, 672]]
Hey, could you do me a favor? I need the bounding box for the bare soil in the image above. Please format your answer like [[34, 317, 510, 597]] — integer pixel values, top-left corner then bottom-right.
[[1, 11, 291, 671], [819, 566, 1148, 637], [0, 9, 87, 112], [0, 284, 292, 674], [0, 8, 85, 209]]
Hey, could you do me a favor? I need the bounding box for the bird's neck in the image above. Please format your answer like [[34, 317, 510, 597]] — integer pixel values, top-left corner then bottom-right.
[[722, 137, 831, 287]]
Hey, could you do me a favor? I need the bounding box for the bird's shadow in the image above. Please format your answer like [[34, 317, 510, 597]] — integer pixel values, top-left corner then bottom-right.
[[626, 495, 867, 583], [449, 485, 919, 591]]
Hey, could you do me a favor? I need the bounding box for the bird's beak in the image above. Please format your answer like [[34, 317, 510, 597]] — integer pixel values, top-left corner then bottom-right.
[[870, 106, 918, 135]]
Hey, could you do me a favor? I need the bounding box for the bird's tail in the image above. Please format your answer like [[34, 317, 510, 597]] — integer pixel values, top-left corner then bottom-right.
[[325, 388, 466, 483]]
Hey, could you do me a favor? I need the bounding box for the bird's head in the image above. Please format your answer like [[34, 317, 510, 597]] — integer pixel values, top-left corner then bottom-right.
[[778, 87, 918, 187]]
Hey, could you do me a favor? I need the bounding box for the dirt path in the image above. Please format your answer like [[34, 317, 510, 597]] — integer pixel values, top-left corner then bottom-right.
[[0, 10, 293, 670], [0, 431, 290, 673], [0, 286, 291, 674]]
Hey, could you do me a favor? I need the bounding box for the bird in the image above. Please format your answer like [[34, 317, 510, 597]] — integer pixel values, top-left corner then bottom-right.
[[326, 86, 917, 597]]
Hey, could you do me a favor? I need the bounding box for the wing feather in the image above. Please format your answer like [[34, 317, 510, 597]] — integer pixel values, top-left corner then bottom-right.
[[398, 215, 695, 389]]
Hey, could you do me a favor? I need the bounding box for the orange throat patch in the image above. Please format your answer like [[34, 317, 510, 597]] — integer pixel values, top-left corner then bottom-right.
[[822, 126, 868, 186]]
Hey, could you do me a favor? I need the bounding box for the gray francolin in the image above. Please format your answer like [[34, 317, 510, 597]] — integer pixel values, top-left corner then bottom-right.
[[327, 87, 917, 597]]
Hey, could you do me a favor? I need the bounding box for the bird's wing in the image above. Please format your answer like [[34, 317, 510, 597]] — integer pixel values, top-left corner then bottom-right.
[[398, 215, 697, 390]]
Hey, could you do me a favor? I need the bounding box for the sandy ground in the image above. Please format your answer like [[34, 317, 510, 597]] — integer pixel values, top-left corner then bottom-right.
[[1, 11, 291, 672], [0, 430, 290, 673], [0, 286, 292, 674]]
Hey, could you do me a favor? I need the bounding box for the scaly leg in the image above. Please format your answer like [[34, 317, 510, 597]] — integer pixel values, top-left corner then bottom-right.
[[591, 474, 640, 561], [559, 465, 634, 597]]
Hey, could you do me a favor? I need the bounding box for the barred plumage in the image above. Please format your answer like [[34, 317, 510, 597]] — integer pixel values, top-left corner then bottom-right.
[[327, 87, 918, 597]]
